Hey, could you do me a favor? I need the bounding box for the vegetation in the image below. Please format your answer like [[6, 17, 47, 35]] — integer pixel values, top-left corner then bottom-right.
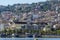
[[1, 28, 60, 35], [0, 1, 52, 13]]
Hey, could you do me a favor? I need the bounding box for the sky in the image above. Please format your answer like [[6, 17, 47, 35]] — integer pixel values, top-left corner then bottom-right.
[[0, 0, 46, 6]]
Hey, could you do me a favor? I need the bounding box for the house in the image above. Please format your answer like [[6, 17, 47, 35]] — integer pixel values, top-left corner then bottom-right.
[[53, 24, 60, 30], [33, 24, 38, 30], [0, 23, 5, 31], [1, 11, 15, 21]]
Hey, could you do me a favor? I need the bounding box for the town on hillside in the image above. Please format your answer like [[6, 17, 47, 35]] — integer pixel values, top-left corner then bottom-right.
[[0, 0, 60, 38]]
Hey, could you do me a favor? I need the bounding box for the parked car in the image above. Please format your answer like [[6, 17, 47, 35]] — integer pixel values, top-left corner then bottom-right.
[[0, 33, 7, 38]]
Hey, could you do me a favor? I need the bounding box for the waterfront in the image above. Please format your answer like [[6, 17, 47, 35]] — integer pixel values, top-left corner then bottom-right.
[[0, 38, 60, 40]]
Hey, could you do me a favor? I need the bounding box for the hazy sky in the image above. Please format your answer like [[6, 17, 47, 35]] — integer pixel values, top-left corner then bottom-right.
[[0, 0, 46, 6]]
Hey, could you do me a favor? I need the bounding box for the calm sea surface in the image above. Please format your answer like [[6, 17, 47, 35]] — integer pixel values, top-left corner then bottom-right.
[[0, 38, 60, 40]]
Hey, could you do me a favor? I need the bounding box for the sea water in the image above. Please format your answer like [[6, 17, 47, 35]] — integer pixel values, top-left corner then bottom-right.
[[0, 38, 60, 40]]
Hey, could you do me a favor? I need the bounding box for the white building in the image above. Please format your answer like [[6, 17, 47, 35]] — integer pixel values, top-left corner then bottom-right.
[[0, 23, 5, 31], [32, 14, 39, 20]]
